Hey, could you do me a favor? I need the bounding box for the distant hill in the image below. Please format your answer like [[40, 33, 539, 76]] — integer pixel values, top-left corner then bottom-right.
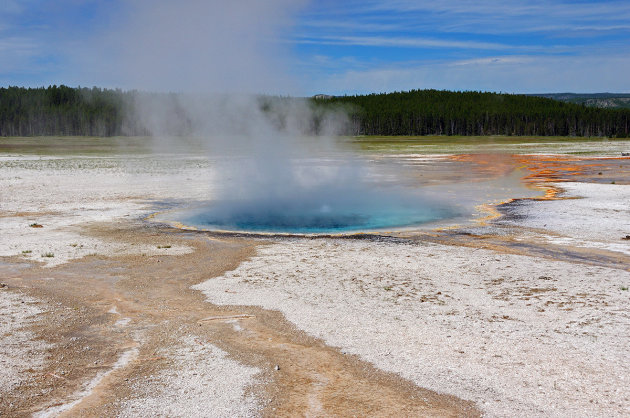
[[530, 93, 630, 109], [1, 86, 630, 137], [317, 90, 630, 137]]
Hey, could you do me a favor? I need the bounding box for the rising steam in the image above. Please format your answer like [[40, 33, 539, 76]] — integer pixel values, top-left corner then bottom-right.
[[97, 0, 454, 232]]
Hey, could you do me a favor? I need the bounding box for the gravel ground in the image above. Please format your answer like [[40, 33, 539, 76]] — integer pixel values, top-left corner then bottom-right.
[[0, 155, 208, 266], [118, 336, 261, 418], [0, 289, 51, 396], [1, 153, 265, 416], [498, 182, 630, 256], [2, 150, 628, 416], [194, 238, 630, 417]]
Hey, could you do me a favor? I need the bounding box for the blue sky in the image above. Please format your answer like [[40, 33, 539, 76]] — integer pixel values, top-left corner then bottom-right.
[[1, 0, 630, 94]]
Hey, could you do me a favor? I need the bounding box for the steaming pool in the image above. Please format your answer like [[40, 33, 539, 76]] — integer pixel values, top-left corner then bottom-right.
[[166, 195, 458, 234], [150, 142, 562, 235], [157, 162, 544, 235]]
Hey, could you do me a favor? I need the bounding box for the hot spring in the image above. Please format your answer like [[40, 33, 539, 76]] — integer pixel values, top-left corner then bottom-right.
[[163, 158, 458, 234], [155, 149, 544, 235], [170, 188, 457, 234]]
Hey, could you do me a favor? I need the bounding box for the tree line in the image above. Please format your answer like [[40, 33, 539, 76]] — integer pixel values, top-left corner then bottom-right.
[[1, 85, 129, 136], [316, 90, 630, 137], [2, 85, 629, 137]]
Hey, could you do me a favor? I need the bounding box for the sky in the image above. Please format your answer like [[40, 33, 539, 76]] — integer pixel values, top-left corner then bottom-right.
[[1, 0, 630, 95]]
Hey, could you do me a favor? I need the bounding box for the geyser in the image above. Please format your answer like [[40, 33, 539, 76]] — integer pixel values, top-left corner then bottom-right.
[[104, 0, 459, 233], [175, 185, 454, 234], [131, 95, 459, 234]]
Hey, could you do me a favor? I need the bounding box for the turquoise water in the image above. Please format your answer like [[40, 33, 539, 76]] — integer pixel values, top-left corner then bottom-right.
[[176, 195, 456, 234]]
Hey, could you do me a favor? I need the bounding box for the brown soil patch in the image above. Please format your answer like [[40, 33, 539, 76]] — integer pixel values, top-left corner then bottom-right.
[[1, 221, 478, 417]]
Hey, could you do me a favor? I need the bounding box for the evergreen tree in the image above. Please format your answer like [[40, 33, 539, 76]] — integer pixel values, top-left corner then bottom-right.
[[1, 86, 629, 137]]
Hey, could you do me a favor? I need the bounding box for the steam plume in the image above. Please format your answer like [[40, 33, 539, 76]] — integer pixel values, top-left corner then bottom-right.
[[98, 0, 452, 232]]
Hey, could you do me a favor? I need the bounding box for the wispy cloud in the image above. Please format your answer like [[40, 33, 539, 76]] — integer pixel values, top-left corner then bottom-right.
[[0, 37, 38, 53], [2, 0, 629, 93], [0, 36, 46, 77], [364, 0, 630, 26], [290, 0, 630, 93], [0, 0, 25, 14], [294, 35, 514, 50], [311, 53, 630, 95], [297, 1, 630, 36], [298, 19, 400, 33]]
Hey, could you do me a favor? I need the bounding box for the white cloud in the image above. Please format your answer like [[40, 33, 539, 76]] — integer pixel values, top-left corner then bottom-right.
[[0, 37, 44, 79], [299, 19, 400, 33], [369, 0, 630, 21], [304, 0, 630, 35], [1, 0, 312, 91], [0, 0, 23, 14], [312, 54, 630, 94], [295, 35, 514, 50], [66, 0, 308, 94]]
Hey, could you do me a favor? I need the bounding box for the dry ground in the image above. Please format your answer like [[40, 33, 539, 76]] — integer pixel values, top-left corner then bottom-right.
[[1, 143, 629, 417]]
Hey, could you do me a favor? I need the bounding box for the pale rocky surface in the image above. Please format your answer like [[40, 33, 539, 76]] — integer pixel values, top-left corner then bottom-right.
[[0, 155, 208, 266], [118, 336, 261, 418], [2, 150, 629, 417], [0, 153, 266, 416], [34, 348, 140, 418], [0, 290, 51, 395], [195, 239, 630, 417], [498, 182, 630, 256]]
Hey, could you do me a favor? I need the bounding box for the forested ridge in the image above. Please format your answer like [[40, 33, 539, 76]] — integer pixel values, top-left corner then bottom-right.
[[319, 90, 630, 137], [2, 85, 630, 137], [0, 85, 138, 136], [530, 93, 630, 110]]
